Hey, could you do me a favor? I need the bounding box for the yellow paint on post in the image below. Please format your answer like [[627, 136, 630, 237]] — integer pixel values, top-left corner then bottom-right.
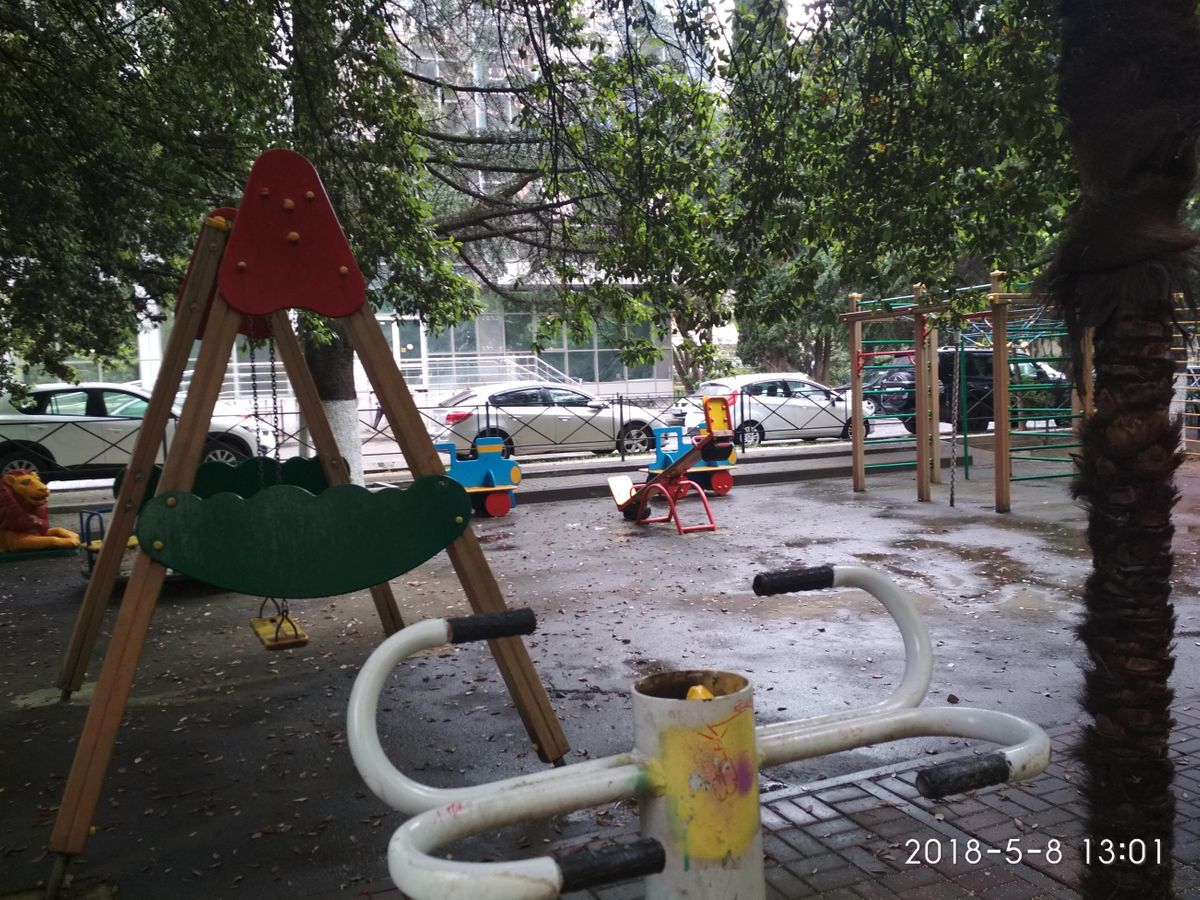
[[657, 702, 759, 862]]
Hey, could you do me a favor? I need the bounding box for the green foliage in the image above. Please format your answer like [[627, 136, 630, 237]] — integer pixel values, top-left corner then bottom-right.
[[523, 51, 738, 388], [0, 0, 474, 393], [726, 0, 1071, 300], [3, 0, 1079, 396]]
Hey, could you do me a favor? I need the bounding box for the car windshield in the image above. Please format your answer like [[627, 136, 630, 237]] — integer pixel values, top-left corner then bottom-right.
[[696, 382, 732, 397]]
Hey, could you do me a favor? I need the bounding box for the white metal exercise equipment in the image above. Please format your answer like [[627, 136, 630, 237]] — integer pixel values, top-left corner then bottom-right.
[[348, 565, 1051, 899]]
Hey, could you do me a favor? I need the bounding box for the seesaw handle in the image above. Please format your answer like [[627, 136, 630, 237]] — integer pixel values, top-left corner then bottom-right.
[[753, 564, 835, 595], [448, 609, 537, 643], [916, 752, 1011, 799], [558, 838, 666, 893]]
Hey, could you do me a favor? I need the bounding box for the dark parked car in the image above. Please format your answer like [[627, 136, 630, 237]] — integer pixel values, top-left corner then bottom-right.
[[861, 349, 1073, 433]]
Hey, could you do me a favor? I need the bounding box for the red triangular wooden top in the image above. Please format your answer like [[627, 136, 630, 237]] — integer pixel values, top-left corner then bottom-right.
[[218, 149, 366, 318]]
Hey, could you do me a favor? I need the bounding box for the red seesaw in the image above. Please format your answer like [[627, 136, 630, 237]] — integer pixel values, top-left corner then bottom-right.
[[607, 397, 735, 535]]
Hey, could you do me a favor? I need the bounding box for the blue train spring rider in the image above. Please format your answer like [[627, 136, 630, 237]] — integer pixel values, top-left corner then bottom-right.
[[645, 426, 737, 496], [437, 438, 521, 517]]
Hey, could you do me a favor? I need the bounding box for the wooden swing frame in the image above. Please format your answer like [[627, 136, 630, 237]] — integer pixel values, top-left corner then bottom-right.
[[49, 156, 568, 869]]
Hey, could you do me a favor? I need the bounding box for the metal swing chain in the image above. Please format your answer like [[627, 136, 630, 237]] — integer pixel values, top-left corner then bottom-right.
[[248, 336, 266, 457], [257, 596, 300, 639], [266, 317, 283, 463]]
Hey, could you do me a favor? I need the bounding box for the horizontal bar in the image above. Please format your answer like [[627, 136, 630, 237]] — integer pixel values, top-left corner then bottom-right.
[[1009, 442, 1079, 451], [1011, 472, 1074, 482], [865, 461, 919, 471]]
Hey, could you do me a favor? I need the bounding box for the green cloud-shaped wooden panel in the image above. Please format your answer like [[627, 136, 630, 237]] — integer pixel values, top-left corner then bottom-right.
[[115, 456, 330, 505], [136, 477, 470, 598]]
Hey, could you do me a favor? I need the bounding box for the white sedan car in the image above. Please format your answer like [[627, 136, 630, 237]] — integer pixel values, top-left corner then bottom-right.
[[429, 381, 659, 458], [681, 373, 872, 445], [0, 383, 272, 478]]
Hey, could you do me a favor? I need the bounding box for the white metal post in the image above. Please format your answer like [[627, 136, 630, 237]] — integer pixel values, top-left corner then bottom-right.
[[632, 671, 765, 900]]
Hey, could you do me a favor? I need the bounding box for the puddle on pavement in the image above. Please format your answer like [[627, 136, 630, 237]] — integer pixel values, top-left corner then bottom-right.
[[993, 583, 1078, 616]]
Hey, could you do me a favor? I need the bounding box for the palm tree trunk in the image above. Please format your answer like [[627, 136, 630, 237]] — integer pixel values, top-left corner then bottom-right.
[[1047, 1, 1200, 895], [1074, 308, 1180, 898]]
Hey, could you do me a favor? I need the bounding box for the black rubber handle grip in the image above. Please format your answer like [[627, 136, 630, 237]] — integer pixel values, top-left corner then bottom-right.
[[557, 838, 666, 892], [446, 609, 536, 644], [753, 564, 836, 596], [915, 752, 1011, 799]]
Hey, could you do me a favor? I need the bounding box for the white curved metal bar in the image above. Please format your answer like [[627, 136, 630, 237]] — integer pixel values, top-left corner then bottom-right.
[[759, 704, 1050, 780], [389, 764, 644, 900], [756, 565, 933, 748], [347, 617, 633, 815]]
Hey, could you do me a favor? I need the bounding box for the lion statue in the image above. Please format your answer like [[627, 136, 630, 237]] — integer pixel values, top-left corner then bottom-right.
[[0, 469, 80, 553]]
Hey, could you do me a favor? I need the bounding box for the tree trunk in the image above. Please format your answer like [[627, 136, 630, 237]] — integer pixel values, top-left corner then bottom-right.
[[289, 0, 364, 482], [1076, 306, 1180, 898], [303, 318, 365, 484], [1047, 1, 1200, 895]]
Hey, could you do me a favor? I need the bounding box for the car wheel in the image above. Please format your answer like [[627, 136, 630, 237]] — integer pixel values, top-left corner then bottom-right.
[[841, 419, 872, 440], [902, 416, 919, 435], [735, 421, 765, 447], [618, 422, 654, 455], [0, 446, 53, 477], [471, 429, 514, 459], [202, 438, 250, 465]]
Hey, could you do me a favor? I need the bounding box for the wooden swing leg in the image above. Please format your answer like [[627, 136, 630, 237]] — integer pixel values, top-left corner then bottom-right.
[[343, 304, 570, 765], [270, 312, 405, 634], [50, 553, 169, 857], [49, 293, 243, 862], [56, 218, 231, 697]]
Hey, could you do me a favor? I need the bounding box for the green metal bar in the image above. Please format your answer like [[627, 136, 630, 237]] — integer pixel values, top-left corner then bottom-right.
[[1011, 472, 1074, 482], [1010, 441, 1080, 452], [866, 437, 916, 446], [865, 461, 919, 471], [1011, 454, 1077, 462], [957, 337, 971, 480]]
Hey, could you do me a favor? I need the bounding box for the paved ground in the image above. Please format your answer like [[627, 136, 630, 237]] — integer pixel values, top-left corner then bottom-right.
[[2, 447, 1199, 899]]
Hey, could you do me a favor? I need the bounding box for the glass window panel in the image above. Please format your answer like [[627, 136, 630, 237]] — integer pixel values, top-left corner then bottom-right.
[[597, 350, 623, 381], [504, 314, 535, 351], [44, 390, 91, 416], [596, 319, 625, 349], [492, 388, 545, 406], [454, 321, 477, 353], [627, 361, 653, 379], [397, 320, 421, 357], [546, 388, 592, 406], [426, 327, 452, 354], [628, 320, 652, 340], [567, 327, 594, 351], [101, 391, 149, 417], [568, 351, 595, 381], [539, 351, 565, 376]]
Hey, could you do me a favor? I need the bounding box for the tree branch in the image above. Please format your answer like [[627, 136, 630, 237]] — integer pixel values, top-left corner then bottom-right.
[[417, 127, 546, 145]]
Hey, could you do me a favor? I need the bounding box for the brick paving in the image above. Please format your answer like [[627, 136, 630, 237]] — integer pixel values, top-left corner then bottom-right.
[[355, 698, 1200, 899]]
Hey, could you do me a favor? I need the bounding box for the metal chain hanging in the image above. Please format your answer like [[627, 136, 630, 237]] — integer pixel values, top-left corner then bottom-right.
[[247, 337, 266, 457], [266, 317, 283, 463]]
